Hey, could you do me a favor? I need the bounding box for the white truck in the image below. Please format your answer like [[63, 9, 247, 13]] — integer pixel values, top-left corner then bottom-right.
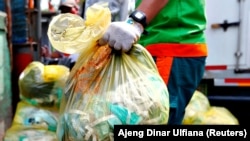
[[204, 0, 250, 85], [203, 0, 250, 124]]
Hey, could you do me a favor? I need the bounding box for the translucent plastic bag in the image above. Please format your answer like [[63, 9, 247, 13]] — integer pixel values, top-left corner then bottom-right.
[[58, 44, 169, 141], [195, 106, 239, 125], [4, 125, 57, 141], [183, 90, 239, 125], [47, 3, 169, 141], [47, 2, 111, 54], [182, 90, 211, 124], [4, 101, 58, 140], [18, 61, 70, 109], [11, 101, 59, 132]]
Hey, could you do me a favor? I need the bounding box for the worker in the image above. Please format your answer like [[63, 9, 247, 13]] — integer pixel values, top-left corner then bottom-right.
[[98, 0, 208, 125], [84, 0, 135, 21], [59, 0, 80, 14]]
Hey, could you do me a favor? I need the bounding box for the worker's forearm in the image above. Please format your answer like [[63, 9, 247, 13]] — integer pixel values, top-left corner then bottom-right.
[[137, 0, 169, 24]]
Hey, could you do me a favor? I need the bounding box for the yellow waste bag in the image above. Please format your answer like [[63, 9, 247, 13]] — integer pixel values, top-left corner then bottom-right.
[[18, 61, 70, 109], [57, 43, 170, 141], [198, 106, 239, 125], [47, 2, 111, 54], [183, 90, 211, 124], [48, 3, 169, 141], [183, 90, 239, 125]]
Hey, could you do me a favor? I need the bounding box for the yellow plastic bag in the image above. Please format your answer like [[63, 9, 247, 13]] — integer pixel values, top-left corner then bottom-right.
[[183, 90, 239, 125], [197, 106, 239, 125], [10, 101, 59, 132], [48, 3, 169, 141], [4, 125, 57, 141], [58, 43, 169, 141], [182, 90, 211, 124], [47, 2, 111, 54], [18, 61, 70, 109]]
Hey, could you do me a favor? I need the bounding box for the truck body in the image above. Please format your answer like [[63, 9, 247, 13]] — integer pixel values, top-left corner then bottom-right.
[[203, 0, 250, 124]]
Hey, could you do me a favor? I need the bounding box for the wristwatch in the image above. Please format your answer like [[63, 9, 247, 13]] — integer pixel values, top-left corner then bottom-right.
[[129, 10, 148, 34]]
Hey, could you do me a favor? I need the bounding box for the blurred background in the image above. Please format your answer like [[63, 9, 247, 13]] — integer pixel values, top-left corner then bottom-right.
[[0, 0, 250, 140]]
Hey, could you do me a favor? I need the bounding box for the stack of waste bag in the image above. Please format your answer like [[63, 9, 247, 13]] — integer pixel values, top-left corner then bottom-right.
[[47, 2, 170, 141], [182, 90, 239, 125], [4, 61, 70, 141]]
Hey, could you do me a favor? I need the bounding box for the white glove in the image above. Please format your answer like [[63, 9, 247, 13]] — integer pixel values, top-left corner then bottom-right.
[[99, 20, 143, 52]]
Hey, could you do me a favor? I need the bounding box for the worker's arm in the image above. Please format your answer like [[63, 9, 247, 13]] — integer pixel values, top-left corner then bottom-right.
[[99, 0, 169, 52], [137, 0, 169, 24]]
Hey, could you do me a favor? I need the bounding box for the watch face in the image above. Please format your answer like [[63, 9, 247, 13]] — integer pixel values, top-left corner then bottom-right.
[[134, 11, 144, 19]]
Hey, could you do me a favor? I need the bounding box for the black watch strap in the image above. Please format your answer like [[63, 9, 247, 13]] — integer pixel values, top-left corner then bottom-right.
[[129, 10, 147, 28], [129, 10, 148, 35]]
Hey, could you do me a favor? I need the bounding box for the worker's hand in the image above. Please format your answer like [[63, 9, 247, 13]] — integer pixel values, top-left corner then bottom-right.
[[99, 20, 143, 52]]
